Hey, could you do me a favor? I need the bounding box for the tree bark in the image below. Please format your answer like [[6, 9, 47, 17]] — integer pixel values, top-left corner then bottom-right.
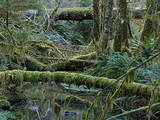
[[93, 0, 100, 41], [114, 0, 129, 52], [101, 0, 113, 51]]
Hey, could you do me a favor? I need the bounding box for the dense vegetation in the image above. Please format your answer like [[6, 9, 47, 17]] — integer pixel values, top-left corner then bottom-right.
[[0, 0, 160, 120]]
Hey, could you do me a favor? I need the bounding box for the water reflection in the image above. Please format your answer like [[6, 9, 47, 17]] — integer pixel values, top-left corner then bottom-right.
[[12, 82, 90, 120]]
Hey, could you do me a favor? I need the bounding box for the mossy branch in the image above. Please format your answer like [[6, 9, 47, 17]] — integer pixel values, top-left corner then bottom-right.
[[107, 102, 160, 120], [36, 57, 96, 64], [24, 52, 96, 71]]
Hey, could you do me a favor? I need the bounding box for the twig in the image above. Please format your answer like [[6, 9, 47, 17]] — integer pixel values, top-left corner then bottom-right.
[[106, 102, 160, 120]]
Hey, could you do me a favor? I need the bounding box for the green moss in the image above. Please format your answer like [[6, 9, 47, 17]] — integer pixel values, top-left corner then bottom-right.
[[0, 70, 24, 90], [38, 71, 52, 82], [0, 99, 10, 110], [0, 70, 157, 98], [51, 61, 71, 71], [73, 52, 96, 60], [25, 56, 45, 71], [0, 72, 5, 85], [23, 71, 40, 84], [58, 7, 93, 18]]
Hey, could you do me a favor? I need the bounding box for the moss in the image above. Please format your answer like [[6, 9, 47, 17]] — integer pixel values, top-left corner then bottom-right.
[[51, 60, 71, 71], [0, 70, 24, 90], [38, 71, 52, 82], [73, 52, 96, 60], [0, 72, 5, 85], [10, 63, 23, 70], [57, 7, 93, 21], [0, 70, 157, 98], [0, 99, 10, 110], [23, 71, 40, 84], [0, 94, 10, 110], [25, 56, 45, 71]]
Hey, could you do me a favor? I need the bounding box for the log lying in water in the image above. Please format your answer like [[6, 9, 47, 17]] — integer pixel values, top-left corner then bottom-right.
[[55, 7, 146, 21], [0, 70, 155, 98]]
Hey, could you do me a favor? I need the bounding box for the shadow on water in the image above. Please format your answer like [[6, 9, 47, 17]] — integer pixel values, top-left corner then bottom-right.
[[10, 82, 93, 120]]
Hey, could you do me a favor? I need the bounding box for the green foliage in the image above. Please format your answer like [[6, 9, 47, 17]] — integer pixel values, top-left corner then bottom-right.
[[88, 52, 134, 79], [0, 55, 8, 71], [45, 22, 85, 45], [72, 20, 92, 41], [78, 0, 92, 7], [135, 59, 160, 84], [0, 110, 15, 120]]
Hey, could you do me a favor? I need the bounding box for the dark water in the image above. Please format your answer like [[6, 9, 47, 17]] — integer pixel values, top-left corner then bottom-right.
[[11, 82, 93, 120]]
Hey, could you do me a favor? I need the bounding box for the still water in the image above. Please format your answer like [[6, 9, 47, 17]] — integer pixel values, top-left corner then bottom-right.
[[11, 82, 93, 120]]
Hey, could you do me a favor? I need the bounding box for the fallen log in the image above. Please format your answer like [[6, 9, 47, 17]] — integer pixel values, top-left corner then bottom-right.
[[25, 52, 96, 71], [36, 57, 96, 64], [55, 7, 146, 21], [0, 70, 156, 98], [46, 52, 96, 71]]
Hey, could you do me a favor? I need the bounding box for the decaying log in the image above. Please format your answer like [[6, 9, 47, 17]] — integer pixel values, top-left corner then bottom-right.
[[0, 70, 156, 98], [55, 7, 146, 21], [25, 52, 96, 71], [36, 57, 96, 64]]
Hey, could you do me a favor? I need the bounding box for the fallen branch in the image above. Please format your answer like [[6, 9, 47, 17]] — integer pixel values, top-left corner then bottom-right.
[[107, 102, 160, 120], [36, 57, 96, 64], [25, 52, 96, 71]]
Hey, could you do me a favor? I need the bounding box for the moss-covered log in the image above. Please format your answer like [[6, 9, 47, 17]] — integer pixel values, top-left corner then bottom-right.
[[55, 7, 146, 21], [25, 52, 96, 71], [46, 52, 96, 71], [0, 70, 156, 98]]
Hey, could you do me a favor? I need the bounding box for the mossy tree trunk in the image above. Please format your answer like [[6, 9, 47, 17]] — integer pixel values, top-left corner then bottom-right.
[[114, 0, 129, 52], [154, 0, 160, 50], [93, 0, 100, 41], [141, 0, 160, 42], [101, 0, 114, 52], [140, 0, 154, 42]]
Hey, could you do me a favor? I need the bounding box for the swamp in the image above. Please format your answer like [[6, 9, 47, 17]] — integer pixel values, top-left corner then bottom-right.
[[0, 0, 160, 120]]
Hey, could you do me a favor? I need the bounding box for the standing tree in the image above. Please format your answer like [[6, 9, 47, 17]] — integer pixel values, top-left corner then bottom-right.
[[114, 0, 128, 52], [101, 0, 113, 52], [93, 0, 100, 42]]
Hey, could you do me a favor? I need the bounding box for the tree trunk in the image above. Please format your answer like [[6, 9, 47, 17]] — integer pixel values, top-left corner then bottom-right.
[[114, 0, 129, 52], [93, 0, 100, 41], [101, 0, 113, 51], [140, 0, 156, 42]]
